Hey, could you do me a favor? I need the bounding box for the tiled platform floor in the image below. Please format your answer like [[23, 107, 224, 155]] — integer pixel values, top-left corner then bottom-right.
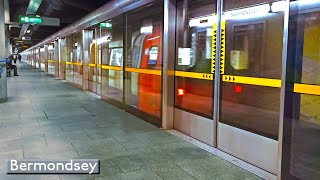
[[0, 62, 261, 180]]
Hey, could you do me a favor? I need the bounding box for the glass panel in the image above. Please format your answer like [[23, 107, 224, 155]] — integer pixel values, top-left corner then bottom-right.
[[125, 1, 163, 118], [89, 28, 99, 93], [60, 38, 67, 80], [40, 47, 45, 70], [287, 1, 320, 179], [66, 36, 74, 83], [100, 15, 124, 102], [73, 32, 83, 87], [48, 43, 55, 75], [175, 0, 216, 118], [220, 0, 285, 139]]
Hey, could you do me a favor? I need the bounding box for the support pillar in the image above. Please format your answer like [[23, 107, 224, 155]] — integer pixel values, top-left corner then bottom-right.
[[0, 0, 8, 103], [162, 0, 176, 129]]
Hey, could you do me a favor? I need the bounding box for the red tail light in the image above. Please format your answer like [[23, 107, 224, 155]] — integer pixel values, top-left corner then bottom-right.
[[235, 85, 242, 93], [178, 88, 185, 96]]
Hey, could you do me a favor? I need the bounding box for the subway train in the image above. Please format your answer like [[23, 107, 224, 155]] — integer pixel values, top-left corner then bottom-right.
[[22, 0, 320, 179]]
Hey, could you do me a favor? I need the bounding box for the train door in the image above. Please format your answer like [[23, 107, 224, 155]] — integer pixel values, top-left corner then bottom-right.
[[281, 1, 320, 179], [218, 0, 285, 175], [174, 0, 217, 146]]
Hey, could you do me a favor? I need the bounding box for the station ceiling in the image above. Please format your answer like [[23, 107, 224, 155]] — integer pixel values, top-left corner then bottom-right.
[[9, 0, 112, 52]]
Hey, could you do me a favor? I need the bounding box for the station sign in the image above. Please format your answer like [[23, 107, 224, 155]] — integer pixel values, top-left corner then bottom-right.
[[100, 22, 112, 28], [22, 36, 31, 41], [19, 15, 42, 24]]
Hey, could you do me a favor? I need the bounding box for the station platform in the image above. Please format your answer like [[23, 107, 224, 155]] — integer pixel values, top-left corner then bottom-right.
[[0, 62, 261, 180]]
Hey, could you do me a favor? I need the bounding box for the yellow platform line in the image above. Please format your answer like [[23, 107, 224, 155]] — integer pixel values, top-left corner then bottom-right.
[[294, 83, 320, 96], [126, 68, 161, 75], [101, 65, 123, 71], [47, 60, 57, 63], [175, 71, 213, 80], [88, 63, 96, 67]]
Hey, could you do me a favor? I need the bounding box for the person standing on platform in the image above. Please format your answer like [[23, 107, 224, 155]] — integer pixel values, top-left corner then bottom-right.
[[7, 55, 19, 76], [17, 54, 22, 62]]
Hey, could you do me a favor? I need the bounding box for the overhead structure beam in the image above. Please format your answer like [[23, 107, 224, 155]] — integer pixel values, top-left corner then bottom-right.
[[63, 0, 95, 12], [19, 0, 42, 39]]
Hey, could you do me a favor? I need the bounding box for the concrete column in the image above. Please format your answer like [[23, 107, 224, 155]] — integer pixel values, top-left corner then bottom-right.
[[0, 0, 8, 103], [0, 0, 6, 60], [4, 0, 10, 57]]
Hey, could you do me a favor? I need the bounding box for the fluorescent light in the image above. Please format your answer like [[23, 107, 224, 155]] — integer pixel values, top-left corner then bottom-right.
[[48, 45, 54, 50], [26, 30, 31, 33], [271, 1, 286, 12], [94, 36, 111, 45], [140, 26, 153, 34], [298, 0, 320, 6], [206, 28, 213, 36], [147, 36, 160, 41]]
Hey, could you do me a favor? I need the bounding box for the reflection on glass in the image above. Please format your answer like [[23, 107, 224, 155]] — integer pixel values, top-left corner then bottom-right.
[[175, 0, 216, 118], [40, 47, 45, 71], [288, 1, 320, 179], [48, 43, 55, 75], [100, 16, 124, 102], [73, 32, 83, 87], [59, 38, 67, 80], [88, 28, 100, 94], [110, 48, 123, 66], [125, 1, 163, 118], [220, 1, 284, 139], [66, 36, 74, 83]]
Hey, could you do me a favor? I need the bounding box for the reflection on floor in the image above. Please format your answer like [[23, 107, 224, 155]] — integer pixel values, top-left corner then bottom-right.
[[0, 62, 261, 180]]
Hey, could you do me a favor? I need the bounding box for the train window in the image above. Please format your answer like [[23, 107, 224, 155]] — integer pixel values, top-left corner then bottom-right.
[[220, 1, 285, 139], [174, 0, 216, 118], [148, 46, 158, 65], [100, 15, 124, 102], [125, 1, 163, 118]]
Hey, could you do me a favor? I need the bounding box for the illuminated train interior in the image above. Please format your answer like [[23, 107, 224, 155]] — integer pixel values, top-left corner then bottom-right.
[[23, 0, 320, 179]]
